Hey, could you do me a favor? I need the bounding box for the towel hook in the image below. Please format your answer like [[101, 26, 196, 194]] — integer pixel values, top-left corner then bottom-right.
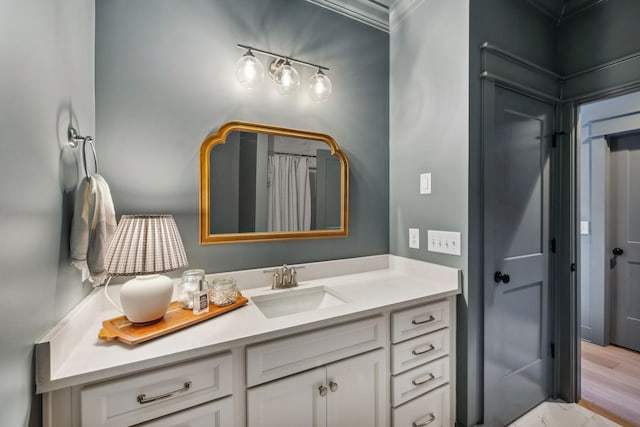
[[82, 136, 98, 179], [67, 126, 86, 148]]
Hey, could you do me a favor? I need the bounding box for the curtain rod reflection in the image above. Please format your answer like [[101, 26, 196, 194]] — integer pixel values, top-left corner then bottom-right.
[[268, 151, 317, 158]]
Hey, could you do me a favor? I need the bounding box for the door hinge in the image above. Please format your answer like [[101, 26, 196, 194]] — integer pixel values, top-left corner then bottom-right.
[[571, 263, 577, 272], [550, 343, 555, 358], [551, 132, 567, 148], [550, 238, 556, 253]]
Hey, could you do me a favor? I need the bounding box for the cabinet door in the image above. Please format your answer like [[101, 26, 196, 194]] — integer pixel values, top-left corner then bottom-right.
[[326, 349, 387, 427], [247, 367, 327, 427]]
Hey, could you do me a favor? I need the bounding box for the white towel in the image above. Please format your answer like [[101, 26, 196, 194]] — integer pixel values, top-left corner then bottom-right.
[[70, 174, 117, 285]]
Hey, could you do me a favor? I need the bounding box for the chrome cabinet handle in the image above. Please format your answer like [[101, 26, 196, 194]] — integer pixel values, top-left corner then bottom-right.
[[411, 315, 435, 325], [412, 344, 435, 356], [137, 381, 191, 405], [319, 385, 328, 397], [411, 373, 435, 386], [412, 413, 436, 426], [329, 381, 338, 392]]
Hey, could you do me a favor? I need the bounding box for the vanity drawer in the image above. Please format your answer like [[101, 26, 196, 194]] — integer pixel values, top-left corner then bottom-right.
[[391, 328, 449, 374], [392, 356, 449, 407], [81, 353, 232, 426], [391, 300, 450, 343], [135, 396, 234, 427], [393, 385, 450, 427], [246, 316, 385, 387]]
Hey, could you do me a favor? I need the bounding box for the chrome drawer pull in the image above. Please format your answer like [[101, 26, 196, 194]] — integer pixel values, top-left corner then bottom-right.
[[412, 373, 435, 386], [411, 315, 435, 325], [412, 344, 435, 356], [137, 381, 191, 405], [412, 413, 436, 426]]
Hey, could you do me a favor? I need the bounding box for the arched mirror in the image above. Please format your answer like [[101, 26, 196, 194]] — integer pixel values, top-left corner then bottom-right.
[[200, 121, 349, 244]]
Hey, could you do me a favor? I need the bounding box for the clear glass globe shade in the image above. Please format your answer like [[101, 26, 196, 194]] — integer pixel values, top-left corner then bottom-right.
[[308, 72, 332, 102], [274, 63, 300, 96], [235, 53, 264, 89]]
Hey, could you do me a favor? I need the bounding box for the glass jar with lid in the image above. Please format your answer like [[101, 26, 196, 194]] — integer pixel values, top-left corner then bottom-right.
[[210, 278, 238, 306], [177, 269, 206, 309]]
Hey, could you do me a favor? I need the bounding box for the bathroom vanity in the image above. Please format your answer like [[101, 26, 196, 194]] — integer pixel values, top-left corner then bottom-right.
[[36, 255, 460, 426]]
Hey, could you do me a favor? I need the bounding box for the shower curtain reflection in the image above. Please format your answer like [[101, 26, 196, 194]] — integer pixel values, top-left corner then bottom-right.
[[267, 154, 311, 232]]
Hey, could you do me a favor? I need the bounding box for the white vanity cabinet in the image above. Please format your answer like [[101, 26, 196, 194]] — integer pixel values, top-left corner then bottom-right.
[[77, 353, 233, 427], [390, 299, 455, 427], [246, 316, 388, 427], [247, 349, 386, 427], [37, 256, 461, 427]]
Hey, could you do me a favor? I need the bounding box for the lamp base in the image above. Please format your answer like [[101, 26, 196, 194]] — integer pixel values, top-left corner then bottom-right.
[[120, 274, 174, 324]]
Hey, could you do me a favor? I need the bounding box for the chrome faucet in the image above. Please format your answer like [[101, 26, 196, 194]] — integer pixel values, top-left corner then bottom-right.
[[265, 264, 302, 289]]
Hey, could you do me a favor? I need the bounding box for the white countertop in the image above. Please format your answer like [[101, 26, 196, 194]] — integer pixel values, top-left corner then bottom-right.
[[35, 255, 461, 393]]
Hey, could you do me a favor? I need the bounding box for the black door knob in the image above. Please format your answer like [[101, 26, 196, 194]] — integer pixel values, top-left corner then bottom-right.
[[613, 247, 624, 256], [494, 271, 510, 284]]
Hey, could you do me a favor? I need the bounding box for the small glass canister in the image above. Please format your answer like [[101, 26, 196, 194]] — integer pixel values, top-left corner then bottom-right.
[[177, 269, 206, 309], [210, 278, 238, 306]]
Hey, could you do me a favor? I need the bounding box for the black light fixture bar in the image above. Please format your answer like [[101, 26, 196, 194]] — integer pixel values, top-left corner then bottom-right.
[[237, 43, 330, 71]]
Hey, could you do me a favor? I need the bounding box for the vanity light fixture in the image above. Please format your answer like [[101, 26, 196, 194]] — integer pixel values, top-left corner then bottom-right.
[[236, 43, 332, 101], [235, 48, 264, 89]]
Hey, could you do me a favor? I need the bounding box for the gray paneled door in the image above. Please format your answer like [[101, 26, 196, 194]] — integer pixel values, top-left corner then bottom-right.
[[484, 86, 554, 426], [610, 134, 640, 353]]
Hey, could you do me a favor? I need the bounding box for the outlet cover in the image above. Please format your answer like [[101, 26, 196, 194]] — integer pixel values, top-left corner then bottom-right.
[[409, 228, 420, 249], [420, 173, 432, 194], [427, 230, 461, 256], [580, 221, 590, 235]]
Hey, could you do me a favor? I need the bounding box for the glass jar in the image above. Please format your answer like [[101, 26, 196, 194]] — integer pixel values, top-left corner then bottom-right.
[[177, 269, 206, 309], [210, 278, 238, 306]]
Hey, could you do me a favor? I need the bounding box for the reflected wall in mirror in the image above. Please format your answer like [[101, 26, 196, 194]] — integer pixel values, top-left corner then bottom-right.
[[200, 122, 349, 244]]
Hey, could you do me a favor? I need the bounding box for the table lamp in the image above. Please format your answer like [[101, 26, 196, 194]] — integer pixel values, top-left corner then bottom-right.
[[104, 215, 188, 325]]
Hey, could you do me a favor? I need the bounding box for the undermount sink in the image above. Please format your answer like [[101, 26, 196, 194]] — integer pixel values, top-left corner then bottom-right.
[[251, 286, 348, 319]]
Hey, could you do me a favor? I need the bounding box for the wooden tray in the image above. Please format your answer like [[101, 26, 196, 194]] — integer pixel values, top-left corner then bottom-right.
[[99, 294, 248, 345]]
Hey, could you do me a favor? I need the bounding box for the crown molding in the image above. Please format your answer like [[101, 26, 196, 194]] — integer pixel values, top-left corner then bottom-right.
[[389, 0, 423, 28], [305, 0, 390, 32]]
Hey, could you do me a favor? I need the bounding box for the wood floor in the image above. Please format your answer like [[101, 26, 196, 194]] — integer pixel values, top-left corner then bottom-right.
[[581, 341, 640, 426]]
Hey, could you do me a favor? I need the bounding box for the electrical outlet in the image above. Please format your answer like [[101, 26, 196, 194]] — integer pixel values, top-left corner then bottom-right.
[[427, 230, 461, 256], [420, 173, 432, 194], [580, 221, 590, 235], [409, 228, 420, 249]]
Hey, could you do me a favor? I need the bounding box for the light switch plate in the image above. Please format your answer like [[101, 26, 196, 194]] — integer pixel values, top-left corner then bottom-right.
[[420, 173, 432, 194], [427, 230, 461, 256], [409, 228, 420, 249], [580, 221, 590, 235]]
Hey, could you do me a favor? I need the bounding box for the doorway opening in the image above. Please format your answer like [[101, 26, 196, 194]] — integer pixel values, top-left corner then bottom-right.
[[577, 91, 640, 426]]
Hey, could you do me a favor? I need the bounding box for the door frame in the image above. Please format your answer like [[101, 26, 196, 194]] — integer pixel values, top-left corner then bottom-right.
[[482, 78, 559, 424], [556, 89, 640, 402], [571, 90, 640, 401]]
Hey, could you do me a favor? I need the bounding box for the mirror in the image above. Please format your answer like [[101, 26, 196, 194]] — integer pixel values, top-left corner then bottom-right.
[[200, 122, 349, 244]]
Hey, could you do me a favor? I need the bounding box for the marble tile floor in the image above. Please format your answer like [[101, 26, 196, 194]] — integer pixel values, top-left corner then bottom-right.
[[509, 402, 622, 427]]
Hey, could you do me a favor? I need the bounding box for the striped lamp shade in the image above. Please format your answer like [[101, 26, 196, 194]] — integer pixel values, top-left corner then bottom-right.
[[105, 215, 188, 276]]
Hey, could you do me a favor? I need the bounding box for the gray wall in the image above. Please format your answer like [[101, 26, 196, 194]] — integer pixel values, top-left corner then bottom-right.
[[0, 0, 95, 425], [96, 0, 390, 273], [468, 1, 557, 425], [558, 0, 640, 100], [389, 0, 469, 424]]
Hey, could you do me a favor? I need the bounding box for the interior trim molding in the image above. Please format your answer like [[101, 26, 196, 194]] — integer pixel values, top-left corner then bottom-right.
[[389, 0, 423, 28], [304, 0, 389, 32]]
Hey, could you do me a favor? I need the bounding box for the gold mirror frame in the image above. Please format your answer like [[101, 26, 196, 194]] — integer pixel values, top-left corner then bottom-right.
[[199, 121, 349, 244]]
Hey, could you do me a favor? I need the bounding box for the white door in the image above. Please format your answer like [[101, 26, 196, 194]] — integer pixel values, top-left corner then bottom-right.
[[609, 133, 640, 352], [484, 86, 554, 426], [326, 350, 386, 427], [247, 367, 327, 427]]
